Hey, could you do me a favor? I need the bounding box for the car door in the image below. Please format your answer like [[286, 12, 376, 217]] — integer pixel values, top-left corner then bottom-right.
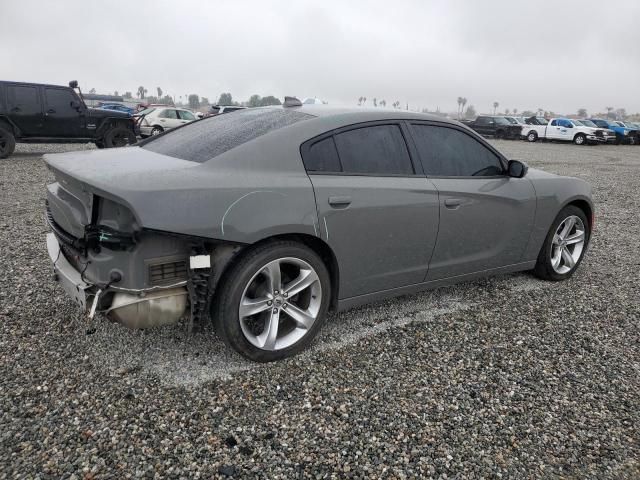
[[408, 122, 536, 281], [6, 84, 44, 135], [303, 122, 440, 299], [43, 87, 84, 137], [158, 108, 181, 129]]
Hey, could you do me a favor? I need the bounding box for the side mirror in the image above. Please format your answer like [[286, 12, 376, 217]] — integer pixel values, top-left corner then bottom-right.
[[508, 160, 528, 178], [70, 100, 82, 112]]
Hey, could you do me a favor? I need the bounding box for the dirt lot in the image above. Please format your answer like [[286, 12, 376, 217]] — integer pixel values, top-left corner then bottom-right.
[[1, 141, 639, 478]]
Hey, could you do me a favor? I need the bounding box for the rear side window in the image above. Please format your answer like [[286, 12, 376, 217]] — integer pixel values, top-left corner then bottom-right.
[[159, 109, 178, 119], [410, 124, 504, 177], [143, 108, 313, 163], [7, 85, 40, 114], [304, 137, 341, 172], [178, 110, 195, 120], [45, 88, 77, 114], [333, 125, 414, 175]]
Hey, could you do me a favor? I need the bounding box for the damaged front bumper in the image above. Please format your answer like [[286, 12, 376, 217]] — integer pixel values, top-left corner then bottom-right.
[[47, 232, 91, 311]]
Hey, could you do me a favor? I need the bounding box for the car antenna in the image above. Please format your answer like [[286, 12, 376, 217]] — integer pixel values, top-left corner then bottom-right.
[[283, 96, 302, 108]]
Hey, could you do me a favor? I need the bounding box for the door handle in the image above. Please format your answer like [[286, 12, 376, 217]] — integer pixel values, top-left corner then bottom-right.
[[444, 198, 462, 208], [47, 108, 56, 114], [328, 195, 352, 207]]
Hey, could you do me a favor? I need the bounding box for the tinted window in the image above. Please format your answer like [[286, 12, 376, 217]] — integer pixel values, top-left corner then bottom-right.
[[7, 85, 40, 114], [45, 88, 77, 113], [411, 125, 504, 177], [333, 125, 413, 175], [550, 119, 558, 126], [476, 117, 490, 125], [143, 108, 313, 163], [303, 137, 341, 172], [178, 110, 195, 120]]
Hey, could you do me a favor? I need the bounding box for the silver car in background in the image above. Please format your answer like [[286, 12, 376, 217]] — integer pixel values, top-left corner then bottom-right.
[[44, 105, 593, 362], [136, 107, 198, 137]]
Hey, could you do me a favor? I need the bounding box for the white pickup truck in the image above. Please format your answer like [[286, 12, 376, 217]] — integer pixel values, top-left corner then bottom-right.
[[522, 117, 611, 145]]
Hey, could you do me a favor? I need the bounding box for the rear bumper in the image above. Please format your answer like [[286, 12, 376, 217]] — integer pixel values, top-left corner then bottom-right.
[[46, 233, 90, 311]]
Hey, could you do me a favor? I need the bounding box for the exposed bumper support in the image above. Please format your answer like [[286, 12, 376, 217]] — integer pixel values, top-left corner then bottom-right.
[[47, 233, 90, 311]]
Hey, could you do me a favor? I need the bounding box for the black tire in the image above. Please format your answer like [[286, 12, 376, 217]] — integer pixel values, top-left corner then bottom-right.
[[103, 126, 137, 148], [95, 141, 105, 149], [526, 131, 538, 142], [495, 130, 503, 140], [213, 241, 331, 362], [150, 126, 163, 136], [533, 205, 590, 281], [573, 133, 586, 145], [0, 126, 16, 159]]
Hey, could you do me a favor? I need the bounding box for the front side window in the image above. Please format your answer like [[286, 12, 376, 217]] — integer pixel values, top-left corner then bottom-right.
[[7, 85, 40, 114], [45, 88, 77, 113], [476, 117, 490, 125], [333, 124, 414, 175], [410, 124, 504, 177]]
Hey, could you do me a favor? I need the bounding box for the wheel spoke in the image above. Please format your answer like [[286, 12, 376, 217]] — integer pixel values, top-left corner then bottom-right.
[[260, 309, 280, 350], [561, 247, 576, 269], [282, 303, 315, 330], [264, 260, 282, 293], [565, 230, 585, 245], [559, 217, 576, 239], [551, 247, 562, 269], [283, 269, 318, 297], [239, 296, 272, 318], [553, 234, 563, 246]]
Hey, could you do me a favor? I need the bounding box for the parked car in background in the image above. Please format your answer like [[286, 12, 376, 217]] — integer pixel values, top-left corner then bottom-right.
[[98, 103, 135, 116], [464, 115, 522, 139], [504, 116, 527, 126], [523, 118, 607, 145], [207, 105, 246, 116], [44, 105, 593, 361], [0, 79, 136, 157], [573, 119, 617, 143], [135, 107, 198, 137], [587, 119, 638, 144]]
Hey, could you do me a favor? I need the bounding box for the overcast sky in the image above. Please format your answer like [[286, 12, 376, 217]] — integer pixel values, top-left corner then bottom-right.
[[2, 0, 639, 115]]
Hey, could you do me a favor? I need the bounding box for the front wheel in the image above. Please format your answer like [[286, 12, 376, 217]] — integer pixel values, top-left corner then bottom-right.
[[533, 206, 590, 281], [213, 241, 331, 362], [150, 126, 163, 136], [573, 133, 586, 145], [526, 131, 538, 142], [0, 126, 16, 159], [103, 127, 137, 148]]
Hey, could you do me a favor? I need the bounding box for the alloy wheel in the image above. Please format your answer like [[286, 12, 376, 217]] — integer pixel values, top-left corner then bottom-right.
[[550, 215, 586, 274], [239, 257, 322, 351]]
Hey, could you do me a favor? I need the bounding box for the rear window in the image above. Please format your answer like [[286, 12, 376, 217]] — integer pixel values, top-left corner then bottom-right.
[[143, 108, 313, 163]]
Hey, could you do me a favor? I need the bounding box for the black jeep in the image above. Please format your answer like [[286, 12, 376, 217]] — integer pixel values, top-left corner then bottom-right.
[[0, 80, 136, 158]]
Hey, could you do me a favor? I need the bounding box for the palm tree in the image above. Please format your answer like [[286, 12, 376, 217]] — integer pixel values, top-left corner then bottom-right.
[[358, 96, 364, 106], [513, 108, 518, 115], [462, 97, 467, 117], [373, 98, 377, 107], [493, 101, 499, 114], [457, 97, 463, 119], [505, 108, 510, 115], [380, 99, 386, 107], [137, 86, 145, 99], [606, 106, 614, 119]]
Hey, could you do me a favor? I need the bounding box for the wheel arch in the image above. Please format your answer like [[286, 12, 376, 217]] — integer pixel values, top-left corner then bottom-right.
[[213, 233, 340, 312], [566, 198, 593, 230]]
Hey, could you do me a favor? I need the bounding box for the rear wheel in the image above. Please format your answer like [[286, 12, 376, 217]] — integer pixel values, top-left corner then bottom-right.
[[213, 241, 331, 362], [573, 133, 586, 145], [95, 141, 105, 149], [495, 130, 503, 139], [103, 126, 137, 148], [0, 126, 16, 159], [527, 131, 538, 142], [533, 205, 589, 281]]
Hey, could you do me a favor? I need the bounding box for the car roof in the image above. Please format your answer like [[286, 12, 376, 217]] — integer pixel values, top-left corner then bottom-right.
[[275, 104, 459, 124]]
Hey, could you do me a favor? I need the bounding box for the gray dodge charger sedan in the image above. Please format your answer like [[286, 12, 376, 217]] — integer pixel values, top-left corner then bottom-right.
[[45, 104, 593, 361]]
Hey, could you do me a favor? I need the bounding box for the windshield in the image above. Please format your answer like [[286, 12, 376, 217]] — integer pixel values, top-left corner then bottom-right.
[[142, 108, 314, 163], [572, 120, 584, 126], [494, 117, 510, 125], [580, 119, 597, 127], [615, 122, 625, 127], [503, 117, 518, 124]]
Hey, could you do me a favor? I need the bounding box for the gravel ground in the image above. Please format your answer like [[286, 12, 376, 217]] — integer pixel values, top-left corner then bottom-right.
[[1, 141, 639, 478]]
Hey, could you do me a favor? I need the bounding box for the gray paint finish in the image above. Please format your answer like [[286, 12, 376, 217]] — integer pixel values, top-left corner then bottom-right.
[[44, 106, 593, 308]]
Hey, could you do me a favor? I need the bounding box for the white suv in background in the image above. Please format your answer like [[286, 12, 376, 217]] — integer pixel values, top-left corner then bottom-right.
[[136, 107, 198, 137]]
